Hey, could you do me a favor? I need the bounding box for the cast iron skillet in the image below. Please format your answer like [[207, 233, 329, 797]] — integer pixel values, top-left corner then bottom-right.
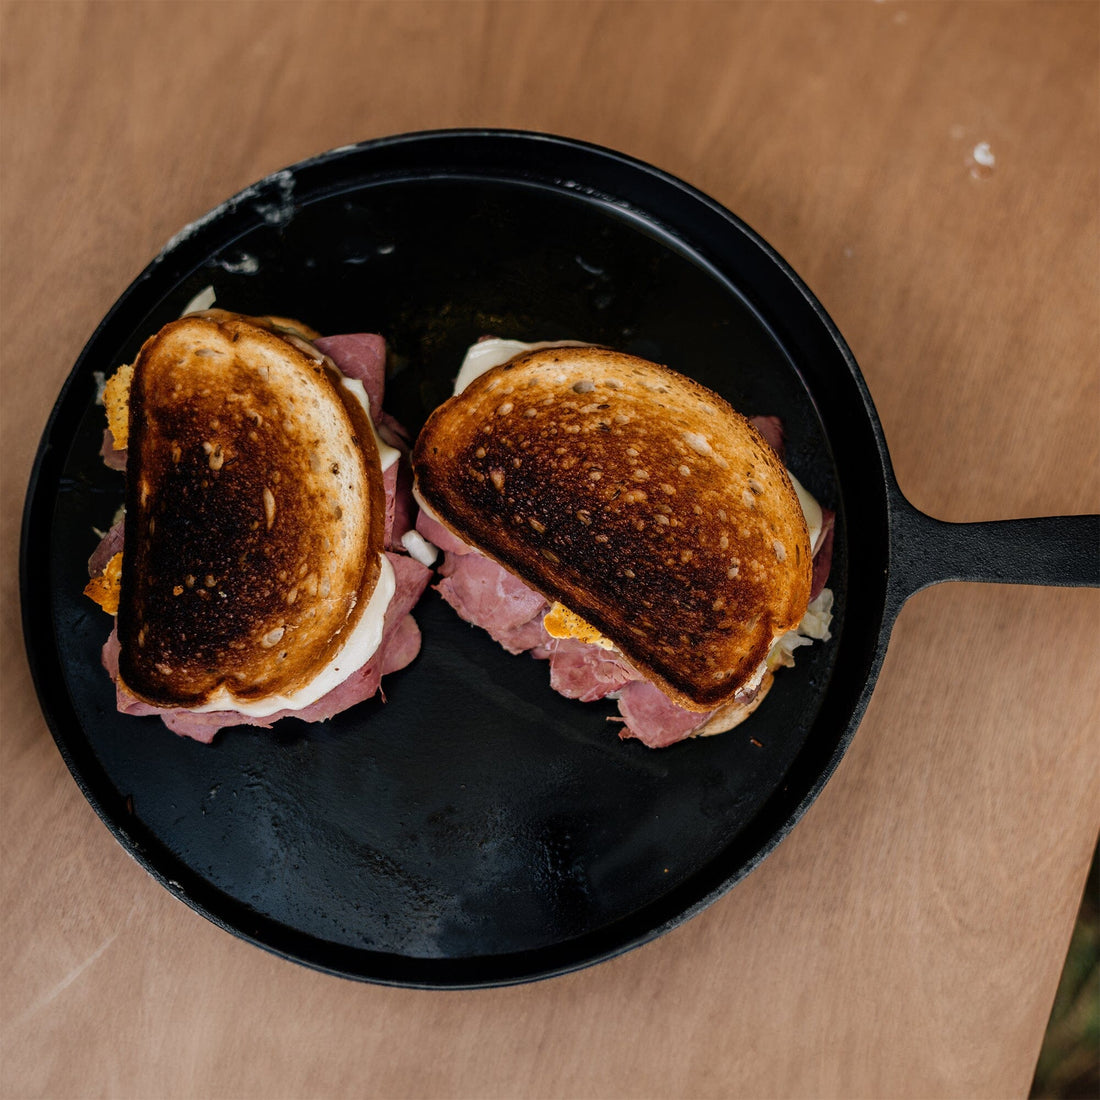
[[21, 130, 1099, 988]]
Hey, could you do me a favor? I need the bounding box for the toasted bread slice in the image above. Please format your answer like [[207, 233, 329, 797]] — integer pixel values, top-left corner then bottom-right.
[[412, 347, 812, 710], [116, 314, 385, 708]]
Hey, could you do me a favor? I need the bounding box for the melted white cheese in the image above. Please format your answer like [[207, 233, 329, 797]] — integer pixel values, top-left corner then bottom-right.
[[453, 338, 589, 394], [400, 529, 439, 567], [787, 471, 823, 552], [191, 553, 396, 717], [180, 285, 217, 316], [338, 375, 400, 472]]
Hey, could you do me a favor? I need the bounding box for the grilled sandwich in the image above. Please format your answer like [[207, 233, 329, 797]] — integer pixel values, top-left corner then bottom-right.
[[412, 342, 834, 746], [85, 310, 432, 739]]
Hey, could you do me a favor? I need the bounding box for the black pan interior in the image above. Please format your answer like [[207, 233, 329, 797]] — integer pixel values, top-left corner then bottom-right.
[[24, 132, 893, 986]]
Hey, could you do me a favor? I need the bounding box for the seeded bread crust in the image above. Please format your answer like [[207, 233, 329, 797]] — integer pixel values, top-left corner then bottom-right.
[[117, 315, 385, 707], [413, 347, 812, 710]]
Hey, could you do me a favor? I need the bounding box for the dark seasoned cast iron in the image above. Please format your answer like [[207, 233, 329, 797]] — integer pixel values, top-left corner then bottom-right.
[[21, 130, 1099, 988]]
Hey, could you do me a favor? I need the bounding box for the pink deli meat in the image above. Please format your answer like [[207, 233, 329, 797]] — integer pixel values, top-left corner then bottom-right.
[[614, 681, 715, 749], [811, 509, 835, 601], [88, 515, 125, 577], [435, 549, 551, 655], [313, 333, 387, 421], [382, 459, 417, 550], [535, 637, 637, 703], [748, 415, 785, 459], [100, 428, 128, 471], [415, 508, 476, 556]]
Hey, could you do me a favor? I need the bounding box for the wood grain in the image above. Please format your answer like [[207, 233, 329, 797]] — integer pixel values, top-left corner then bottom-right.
[[2, 2, 1097, 1098]]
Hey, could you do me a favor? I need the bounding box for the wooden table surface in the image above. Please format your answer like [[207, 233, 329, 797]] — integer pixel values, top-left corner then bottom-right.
[[2, 2, 1097, 1097]]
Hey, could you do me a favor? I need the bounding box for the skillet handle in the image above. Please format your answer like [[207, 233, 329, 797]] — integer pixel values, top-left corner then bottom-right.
[[887, 491, 1100, 614]]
